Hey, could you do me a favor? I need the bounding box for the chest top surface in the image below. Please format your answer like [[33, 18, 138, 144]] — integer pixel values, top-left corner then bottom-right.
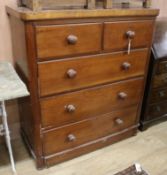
[[6, 6, 159, 21]]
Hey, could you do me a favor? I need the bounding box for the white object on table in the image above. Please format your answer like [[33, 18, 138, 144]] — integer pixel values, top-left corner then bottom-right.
[[0, 61, 29, 174]]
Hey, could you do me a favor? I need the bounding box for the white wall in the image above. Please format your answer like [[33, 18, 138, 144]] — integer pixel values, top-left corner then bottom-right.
[[152, 0, 167, 17]]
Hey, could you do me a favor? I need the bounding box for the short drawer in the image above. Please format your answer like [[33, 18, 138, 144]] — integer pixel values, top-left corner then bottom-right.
[[104, 20, 154, 52], [150, 88, 167, 103], [40, 78, 144, 128], [147, 101, 167, 120], [43, 106, 138, 156], [153, 73, 167, 88], [38, 49, 148, 96], [36, 23, 102, 59], [158, 61, 167, 74]]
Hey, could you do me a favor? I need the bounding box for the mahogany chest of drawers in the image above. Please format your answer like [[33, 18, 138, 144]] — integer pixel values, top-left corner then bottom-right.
[[140, 18, 167, 130], [7, 6, 159, 168]]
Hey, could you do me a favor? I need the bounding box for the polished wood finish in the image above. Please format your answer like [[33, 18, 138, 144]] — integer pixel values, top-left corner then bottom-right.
[[158, 61, 167, 74], [153, 73, 167, 88], [8, 6, 158, 169], [151, 88, 167, 103], [140, 18, 167, 130], [147, 101, 167, 120], [6, 6, 159, 21], [36, 23, 102, 59], [104, 20, 154, 52], [38, 49, 148, 96], [45, 128, 137, 166], [43, 106, 138, 155], [41, 78, 143, 128]]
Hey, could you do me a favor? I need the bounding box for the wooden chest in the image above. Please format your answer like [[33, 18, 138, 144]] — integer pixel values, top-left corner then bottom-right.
[[140, 18, 167, 130], [7, 6, 159, 168]]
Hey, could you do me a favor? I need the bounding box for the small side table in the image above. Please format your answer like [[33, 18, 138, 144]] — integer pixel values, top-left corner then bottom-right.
[[0, 61, 29, 174]]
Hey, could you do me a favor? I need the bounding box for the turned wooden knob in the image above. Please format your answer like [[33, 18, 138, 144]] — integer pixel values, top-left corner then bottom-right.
[[115, 118, 124, 125], [159, 91, 165, 97], [156, 106, 161, 112], [67, 35, 78, 44], [122, 62, 131, 70], [65, 104, 76, 113], [126, 30, 135, 39], [67, 69, 77, 78], [67, 134, 76, 142], [118, 92, 128, 99]]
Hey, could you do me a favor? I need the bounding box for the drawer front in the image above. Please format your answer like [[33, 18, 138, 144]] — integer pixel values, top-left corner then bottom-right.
[[38, 49, 148, 96], [147, 102, 167, 120], [43, 106, 138, 156], [104, 20, 154, 52], [36, 23, 102, 59], [150, 88, 167, 103], [153, 73, 167, 88], [41, 78, 144, 128], [158, 61, 167, 74]]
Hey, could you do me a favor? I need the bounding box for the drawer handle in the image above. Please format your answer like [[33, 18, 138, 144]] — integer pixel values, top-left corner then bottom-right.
[[118, 92, 128, 99], [67, 69, 77, 78], [122, 62, 131, 70], [67, 35, 78, 45], [65, 104, 76, 113], [67, 134, 76, 142], [115, 118, 124, 125], [156, 106, 161, 112], [159, 91, 165, 97], [126, 30, 136, 39], [126, 30, 135, 55]]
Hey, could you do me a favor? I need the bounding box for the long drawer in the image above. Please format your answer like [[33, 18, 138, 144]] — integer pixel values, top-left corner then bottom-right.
[[36, 23, 102, 59], [42, 106, 138, 156], [40, 78, 144, 128], [38, 49, 148, 97], [104, 20, 154, 52]]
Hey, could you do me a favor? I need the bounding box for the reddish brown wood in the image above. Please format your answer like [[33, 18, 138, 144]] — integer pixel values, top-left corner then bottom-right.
[[158, 61, 167, 74], [8, 9, 157, 168], [10, 16, 45, 168], [45, 128, 137, 167], [147, 101, 167, 120], [38, 49, 148, 96], [36, 23, 102, 59], [40, 78, 144, 128], [150, 88, 167, 103], [104, 20, 154, 52], [43, 106, 138, 155], [153, 73, 167, 88]]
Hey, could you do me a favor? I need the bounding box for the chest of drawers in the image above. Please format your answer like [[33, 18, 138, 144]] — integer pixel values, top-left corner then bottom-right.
[[7, 6, 159, 168], [140, 18, 167, 130]]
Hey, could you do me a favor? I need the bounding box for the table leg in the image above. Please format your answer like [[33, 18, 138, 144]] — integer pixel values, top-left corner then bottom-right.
[[0, 101, 17, 174]]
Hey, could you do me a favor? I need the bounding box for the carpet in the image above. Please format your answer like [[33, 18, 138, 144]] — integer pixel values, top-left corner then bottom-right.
[[114, 164, 149, 175]]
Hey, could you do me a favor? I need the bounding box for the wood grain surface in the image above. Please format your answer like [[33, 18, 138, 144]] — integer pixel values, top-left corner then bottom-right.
[[38, 49, 148, 96], [40, 78, 144, 128], [36, 23, 102, 59]]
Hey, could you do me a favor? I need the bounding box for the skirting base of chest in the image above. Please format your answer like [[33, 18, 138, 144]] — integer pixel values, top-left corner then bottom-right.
[[21, 125, 138, 168]]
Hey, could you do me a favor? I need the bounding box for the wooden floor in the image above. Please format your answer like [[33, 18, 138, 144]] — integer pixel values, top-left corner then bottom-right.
[[0, 121, 167, 175]]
